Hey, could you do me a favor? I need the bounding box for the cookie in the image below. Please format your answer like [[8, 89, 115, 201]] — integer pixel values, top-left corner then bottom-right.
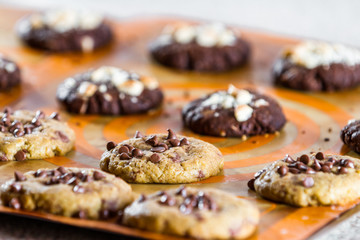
[[56, 66, 163, 115], [248, 152, 360, 206], [150, 23, 250, 72], [16, 9, 112, 52], [340, 119, 360, 153], [100, 129, 224, 183], [0, 167, 133, 219], [0, 56, 21, 91], [273, 41, 360, 91], [0, 108, 75, 161], [182, 85, 286, 138], [122, 186, 259, 239]]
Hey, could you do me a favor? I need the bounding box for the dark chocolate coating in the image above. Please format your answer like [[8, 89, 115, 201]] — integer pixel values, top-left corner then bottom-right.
[[341, 120, 360, 153], [182, 90, 286, 137], [56, 72, 163, 115], [17, 16, 112, 52], [150, 39, 250, 72], [273, 58, 360, 92], [0, 58, 21, 91]]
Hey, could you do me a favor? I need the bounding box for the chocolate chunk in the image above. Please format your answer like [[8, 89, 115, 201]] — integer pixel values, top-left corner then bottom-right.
[[9, 183, 22, 193], [180, 138, 189, 146], [145, 135, 158, 147], [315, 152, 325, 160], [93, 171, 105, 180], [149, 153, 160, 163], [277, 166, 288, 177], [119, 152, 131, 160], [73, 185, 85, 193], [49, 112, 60, 120], [106, 141, 116, 151], [118, 146, 130, 154], [166, 129, 177, 140], [302, 177, 314, 188], [55, 131, 69, 143], [247, 178, 255, 191], [14, 171, 26, 181], [9, 198, 21, 210], [131, 148, 143, 158], [299, 154, 310, 164], [14, 150, 26, 161], [134, 131, 144, 138]]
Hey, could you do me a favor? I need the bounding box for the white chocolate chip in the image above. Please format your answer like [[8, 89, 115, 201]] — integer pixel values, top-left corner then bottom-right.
[[234, 105, 253, 122], [30, 14, 43, 29], [253, 99, 269, 108], [99, 84, 107, 93], [118, 80, 144, 96], [214, 112, 220, 117], [64, 77, 76, 88], [81, 36, 95, 53], [236, 90, 253, 105], [218, 29, 236, 46], [174, 25, 196, 44], [4, 63, 16, 73], [91, 66, 129, 84], [77, 82, 97, 97], [103, 93, 112, 101], [141, 76, 159, 90], [131, 97, 138, 103]]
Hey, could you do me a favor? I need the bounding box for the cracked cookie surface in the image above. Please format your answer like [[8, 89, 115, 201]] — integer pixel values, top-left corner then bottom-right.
[[100, 130, 224, 183]]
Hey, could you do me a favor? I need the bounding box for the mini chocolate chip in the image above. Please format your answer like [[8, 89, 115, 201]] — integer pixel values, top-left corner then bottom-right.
[[149, 153, 160, 163], [2, 116, 10, 126], [180, 138, 189, 146], [73, 185, 85, 193], [296, 162, 308, 171], [166, 129, 177, 140], [55, 131, 69, 143], [31, 118, 41, 127], [168, 139, 180, 147], [247, 178, 255, 191], [159, 195, 176, 206], [176, 186, 187, 197], [339, 167, 348, 174], [9, 198, 21, 209], [57, 166, 67, 175], [106, 141, 116, 151], [67, 177, 79, 185], [151, 146, 166, 153], [134, 131, 144, 138], [145, 135, 158, 147], [93, 171, 105, 180], [299, 155, 310, 164], [306, 168, 316, 174], [327, 158, 336, 164], [254, 169, 265, 179], [9, 121, 22, 133], [118, 146, 130, 154], [277, 166, 288, 177], [14, 150, 26, 161], [139, 194, 147, 202], [131, 148, 143, 158], [49, 112, 60, 120], [313, 160, 322, 171], [14, 171, 26, 181], [119, 152, 131, 160], [10, 183, 22, 193], [34, 170, 47, 178], [283, 154, 295, 163], [345, 160, 355, 168], [321, 165, 331, 173], [324, 161, 333, 168], [315, 152, 325, 160], [24, 127, 32, 134], [289, 168, 300, 174], [13, 128, 24, 137], [302, 177, 314, 188], [35, 110, 45, 119], [76, 172, 84, 179], [123, 144, 134, 152]]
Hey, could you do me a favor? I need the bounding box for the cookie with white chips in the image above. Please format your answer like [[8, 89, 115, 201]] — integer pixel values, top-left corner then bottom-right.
[[16, 9, 112, 52], [182, 85, 286, 138], [273, 41, 360, 91], [150, 22, 250, 72], [0, 56, 21, 91], [56, 66, 163, 115]]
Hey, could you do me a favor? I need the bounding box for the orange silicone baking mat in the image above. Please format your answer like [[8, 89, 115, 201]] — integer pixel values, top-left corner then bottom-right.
[[0, 6, 359, 240]]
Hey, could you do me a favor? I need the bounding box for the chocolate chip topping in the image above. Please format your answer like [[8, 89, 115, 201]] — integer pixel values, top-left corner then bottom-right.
[[166, 129, 177, 140], [14, 171, 26, 181], [315, 152, 325, 160], [93, 171, 105, 180], [49, 112, 60, 121], [106, 141, 116, 151], [14, 150, 26, 161], [145, 135, 158, 147], [180, 138, 189, 146], [149, 153, 160, 163], [131, 148, 143, 158], [134, 130, 144, 138], [144, 129, 189, 153], [277, 166, 288, 177]]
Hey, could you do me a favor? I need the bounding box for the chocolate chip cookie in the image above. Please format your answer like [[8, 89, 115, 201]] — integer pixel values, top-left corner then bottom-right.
[[123, 186, 259, 239], [100, 129, 224, 183], [1, 167, 133, 219], [0, 56, 21, 91], [0, 108, 75, 161], [273, 41, 360, 91], [150, 23, 250, 72], [248, 152, 360, 206], [56, 66, 163, 115], [16, 9, 112, 52], [341, 119, 360, 153], [182, 85, 286, 138]]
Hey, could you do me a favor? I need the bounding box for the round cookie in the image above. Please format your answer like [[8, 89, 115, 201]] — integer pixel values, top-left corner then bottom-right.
[[182, 85, 286, 138], [0, 108, 75, 161], [100, 129, 224, 183], [122, 186, 259, 239], [341, 119, 360, 153], [248, 152, 360, 207], [1, 167, 133, 219], [56, 66, 163, 115], [150, 23, 250, 72], [0, 56, 21, 91], [273, 41, 360, 91], [16, 9, 112, 52]]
